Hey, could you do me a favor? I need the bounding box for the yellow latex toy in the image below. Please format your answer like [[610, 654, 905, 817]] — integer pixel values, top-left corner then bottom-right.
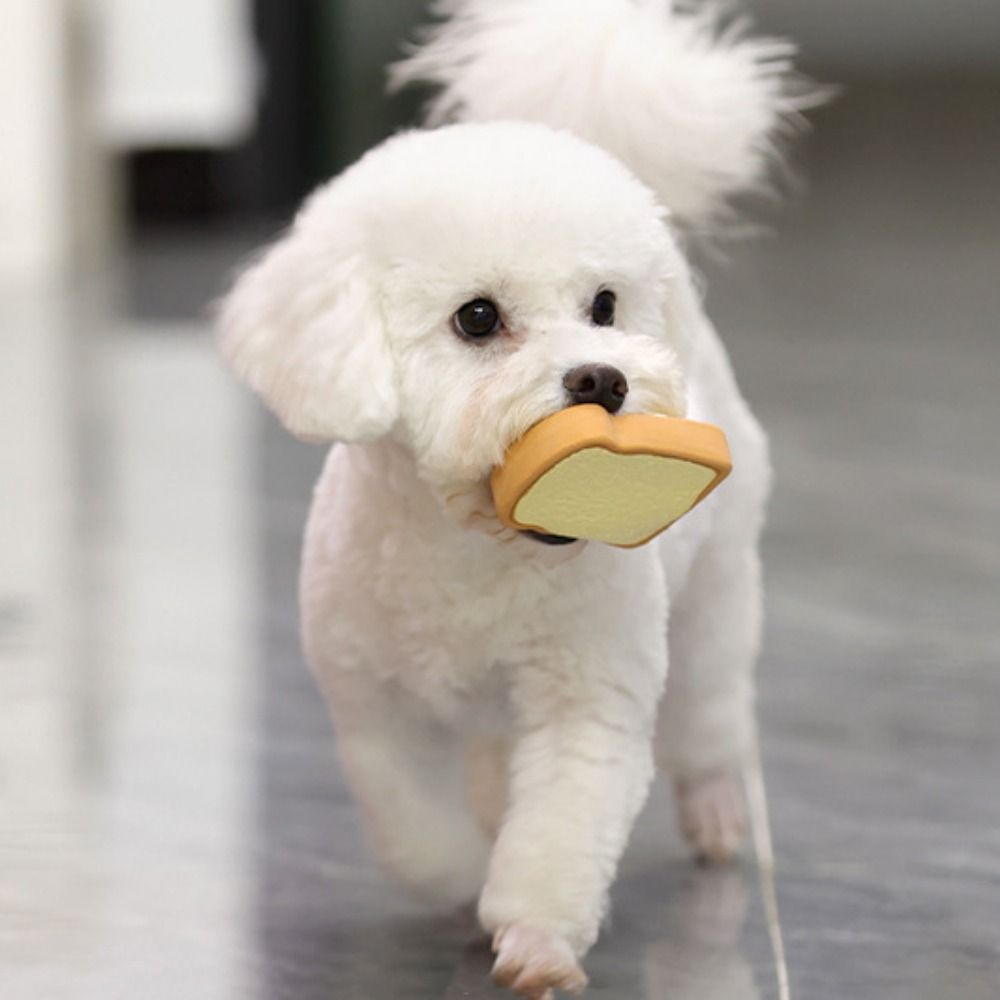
[[491, 405, 732, 547]]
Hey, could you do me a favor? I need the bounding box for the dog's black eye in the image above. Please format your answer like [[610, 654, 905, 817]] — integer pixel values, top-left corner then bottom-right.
[[591, 289, 616, 327], [454, 298, 501, 339]]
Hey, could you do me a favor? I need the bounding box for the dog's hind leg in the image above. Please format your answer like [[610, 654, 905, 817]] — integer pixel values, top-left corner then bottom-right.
[[326, 679, 492, 907], [656, 541, 763, 863]]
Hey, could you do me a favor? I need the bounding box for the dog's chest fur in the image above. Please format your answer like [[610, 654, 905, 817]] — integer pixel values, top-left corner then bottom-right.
[[300, 439, 677, 722]]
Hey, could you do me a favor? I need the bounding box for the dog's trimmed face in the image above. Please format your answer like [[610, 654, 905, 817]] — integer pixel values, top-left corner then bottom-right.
[[220, 122, 701, 523]]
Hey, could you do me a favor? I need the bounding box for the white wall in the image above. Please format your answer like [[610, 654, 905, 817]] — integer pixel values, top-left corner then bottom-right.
[[96, 0, 256, 148], [0, 0, 255, 285], [0, 1, 70, 282]]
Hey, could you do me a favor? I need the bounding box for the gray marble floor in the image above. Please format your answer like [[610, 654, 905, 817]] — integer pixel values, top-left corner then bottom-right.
[[2, 82, 999, 999]]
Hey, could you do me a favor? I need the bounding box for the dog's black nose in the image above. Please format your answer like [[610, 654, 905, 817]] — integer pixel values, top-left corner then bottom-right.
[[563, 364, 628, 414]]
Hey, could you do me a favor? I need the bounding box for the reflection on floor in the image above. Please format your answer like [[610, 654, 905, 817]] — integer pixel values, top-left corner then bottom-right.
[[2, 82, 999, 999]]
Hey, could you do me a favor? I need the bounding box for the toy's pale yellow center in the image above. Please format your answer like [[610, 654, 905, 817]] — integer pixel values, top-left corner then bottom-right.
[[513, 447, 715, 546]]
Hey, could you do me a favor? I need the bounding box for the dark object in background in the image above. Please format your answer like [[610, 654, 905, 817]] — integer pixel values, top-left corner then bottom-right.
[[127, 149, 245, 223]]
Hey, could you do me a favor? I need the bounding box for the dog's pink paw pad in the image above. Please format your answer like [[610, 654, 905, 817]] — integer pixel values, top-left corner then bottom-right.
[[676, 769, 746, 864], [492, 924, 588, 999]]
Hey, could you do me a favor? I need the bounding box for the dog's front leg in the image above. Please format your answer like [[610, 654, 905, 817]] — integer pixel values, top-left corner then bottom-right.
[[479, 623, 666, 997]]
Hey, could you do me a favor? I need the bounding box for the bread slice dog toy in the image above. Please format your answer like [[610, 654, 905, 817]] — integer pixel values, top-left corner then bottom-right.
[[491, 405, 732, 548]]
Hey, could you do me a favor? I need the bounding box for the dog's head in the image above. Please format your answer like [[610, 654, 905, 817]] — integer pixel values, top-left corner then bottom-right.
[[219, 122, 703, 520]]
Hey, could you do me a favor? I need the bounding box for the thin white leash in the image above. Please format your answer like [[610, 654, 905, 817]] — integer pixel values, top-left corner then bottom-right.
[[743, 745, 791, 1000]]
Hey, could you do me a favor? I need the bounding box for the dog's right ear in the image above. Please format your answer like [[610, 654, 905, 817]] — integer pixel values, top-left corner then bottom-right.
[[217, 199, 398, 443]]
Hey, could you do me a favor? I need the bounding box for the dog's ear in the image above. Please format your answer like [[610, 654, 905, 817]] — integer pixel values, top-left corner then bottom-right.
[[217, 206, 397, 443]]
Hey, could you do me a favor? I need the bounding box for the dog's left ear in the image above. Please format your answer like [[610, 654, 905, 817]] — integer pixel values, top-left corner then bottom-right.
[[217, 204, 397, 443]]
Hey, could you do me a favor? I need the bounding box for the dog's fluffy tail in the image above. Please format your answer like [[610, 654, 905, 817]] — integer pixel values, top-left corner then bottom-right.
[[390, 0, 816, 229]]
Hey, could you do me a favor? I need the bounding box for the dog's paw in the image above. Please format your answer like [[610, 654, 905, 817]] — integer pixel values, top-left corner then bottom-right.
[[676, 769, 746, 864], [491, 924, 588, 1000]]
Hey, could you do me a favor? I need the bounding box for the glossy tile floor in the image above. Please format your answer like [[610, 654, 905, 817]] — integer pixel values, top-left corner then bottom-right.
[[3, 83, 999, 999]]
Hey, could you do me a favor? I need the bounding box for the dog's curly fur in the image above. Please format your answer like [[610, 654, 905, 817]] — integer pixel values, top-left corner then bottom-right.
[[219, 2, 803, 995]]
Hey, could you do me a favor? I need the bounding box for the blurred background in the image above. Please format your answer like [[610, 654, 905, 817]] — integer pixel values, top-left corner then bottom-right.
[[2, 2, 998, 999]]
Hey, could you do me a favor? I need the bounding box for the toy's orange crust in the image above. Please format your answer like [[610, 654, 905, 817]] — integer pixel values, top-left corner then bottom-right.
[[490, 405, 733, 547]]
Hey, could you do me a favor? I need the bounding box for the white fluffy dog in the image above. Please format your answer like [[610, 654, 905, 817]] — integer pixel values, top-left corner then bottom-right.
[[219, 2, 806, 996]]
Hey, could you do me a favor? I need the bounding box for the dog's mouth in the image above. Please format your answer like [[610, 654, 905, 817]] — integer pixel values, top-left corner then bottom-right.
[[522, 530, 578, 546]]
